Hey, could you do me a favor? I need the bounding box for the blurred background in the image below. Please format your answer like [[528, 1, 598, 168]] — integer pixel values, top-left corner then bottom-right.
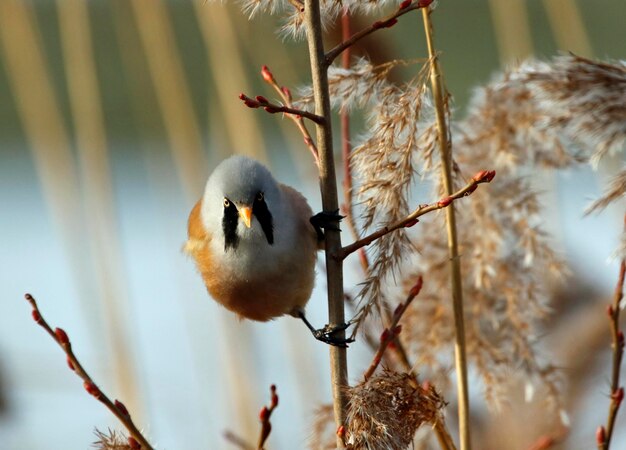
[[0, 0, 625, 449]]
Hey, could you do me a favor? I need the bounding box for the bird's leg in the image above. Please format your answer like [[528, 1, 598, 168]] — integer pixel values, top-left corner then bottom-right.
[[296, 310, 355, 348], [310, 209, 345, 241]]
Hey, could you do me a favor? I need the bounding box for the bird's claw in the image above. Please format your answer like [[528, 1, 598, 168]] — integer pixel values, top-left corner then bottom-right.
[[310, 209, 345, 240], [312, 322, 355, 348]]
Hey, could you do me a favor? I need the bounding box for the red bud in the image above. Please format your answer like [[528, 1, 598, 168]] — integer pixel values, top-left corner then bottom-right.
[[410, 276, 424, 297], [261, 65, 275, 84], [393, 325, 402, 335], [264, 106, 279, 114], [66, 356, 75, 371], [238, 93, 246, 100], [31, 310, 43, 324], [336, 425, 345, 437], [399, 0, 412, 10], [596, 426, 606, 445], [84, 381, 101, 399], [607, 305, 614, 317], [55, 328, 69, 345], [472, 170, 496, 183], [380, 328, 391, 343], [259, 406, 269, 421], [128, 436, 141, 450], [373, 19, 397, 30], [418, 0, 434, 7], [438, 197, 453, 208], [405, 218, 419, 227], [618, 331, 625, 347], [115, 399, 130, 417], [421, 380, 432, 391], [270, 384, 278, 408], [281, 86, 292, 101], [255, 95, 269, 104]]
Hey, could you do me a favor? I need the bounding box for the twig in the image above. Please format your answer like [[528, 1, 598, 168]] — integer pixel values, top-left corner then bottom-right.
[[422, 6, 472, 450], [224, 430, 255, 450], [338, 170, 495, 259], [24, 294, 153, 450], [598, 213, 626, 450], [304, 0, 349, 446], [257, 384, 279, 450], [363, 277, 423, 380], [239, 93, 325, 125], [259, 65, 320, 167], [338, 7, 370, 272], [324, 0, 434, 66]]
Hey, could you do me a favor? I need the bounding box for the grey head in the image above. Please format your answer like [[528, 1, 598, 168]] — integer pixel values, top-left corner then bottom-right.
[[202, 156, 282, 251]]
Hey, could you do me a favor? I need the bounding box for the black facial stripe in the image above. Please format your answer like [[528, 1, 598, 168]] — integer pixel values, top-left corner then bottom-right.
[[222, 199, 239, 251], [253, 195, 274, 245]]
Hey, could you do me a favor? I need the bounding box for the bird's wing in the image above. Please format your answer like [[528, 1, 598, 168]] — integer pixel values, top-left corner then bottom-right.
[[279, 184, 319, 247], [184, 199, 210, 255]]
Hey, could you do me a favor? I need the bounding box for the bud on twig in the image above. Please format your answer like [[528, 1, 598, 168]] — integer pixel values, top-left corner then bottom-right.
[[84, 381, 101, 399], [115, 399, 130, 417], [259, 406, 269, 422], [55, 327, 70, 345], [270, 384, 279, 408], [31, 310, 42, 324], [437, 197, 453, 208], [66, 356, 75, 371], [261, 65, 275, 84], [596, 425, 606, 445], [128, 436, 141, 450], [399, 0, 412, 10]]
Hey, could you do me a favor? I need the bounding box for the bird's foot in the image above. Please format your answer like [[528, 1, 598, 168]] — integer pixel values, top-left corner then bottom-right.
[[311, 322, 355, 348], [297, 310, 354, 347], [310, 209, 345, 241]]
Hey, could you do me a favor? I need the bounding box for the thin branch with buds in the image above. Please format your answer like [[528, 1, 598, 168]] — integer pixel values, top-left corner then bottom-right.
[[259, 65, 320, 167], [338, 170, 495, 260], [257, 384, 279, 450], [24, 294, 153, 450], [324, 0, 434, 66], [598, 214, 626, 450], [363, 276, 423, 381], [239, 93, 325, 125]]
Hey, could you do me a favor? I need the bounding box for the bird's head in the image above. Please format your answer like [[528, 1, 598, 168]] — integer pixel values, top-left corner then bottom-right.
[[202, 156, 282, 252]]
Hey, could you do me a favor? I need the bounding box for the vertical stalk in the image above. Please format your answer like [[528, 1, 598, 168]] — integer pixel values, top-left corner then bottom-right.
[[421, 8, 472, 450], [304, 0, 349, 445]]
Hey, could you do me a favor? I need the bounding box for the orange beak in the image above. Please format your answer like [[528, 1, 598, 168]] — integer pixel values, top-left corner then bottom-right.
[[239, 206, 253, 228]]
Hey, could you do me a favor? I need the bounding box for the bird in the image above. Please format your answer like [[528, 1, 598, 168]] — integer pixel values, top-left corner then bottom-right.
[[184, 155, 352, 346]]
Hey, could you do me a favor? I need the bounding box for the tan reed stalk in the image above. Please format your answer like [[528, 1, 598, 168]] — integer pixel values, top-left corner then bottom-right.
[[422, 7, 472, 450], [130, 0, 206, 200], [304, 0, 349, 445], [194, 2, 269, 163], [488, 0, 533, 63], [56, 0, 142, 416], [0, 1, 105, 339], [542, 0, 592, 56]]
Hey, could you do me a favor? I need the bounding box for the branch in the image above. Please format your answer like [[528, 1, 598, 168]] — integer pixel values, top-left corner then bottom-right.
[[338, 170, 495, 259], [304, 0, 349, 447], [257, 384, 279, 450], [259, 65, 320, 167], [363, 277, 422, 380], [24, 294, 153, 450], [324, 0, 433, 66], [239, 93, 325, 125], [598, 214, 626, 450]]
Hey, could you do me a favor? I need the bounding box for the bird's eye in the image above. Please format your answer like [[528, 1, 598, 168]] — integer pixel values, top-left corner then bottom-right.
[[256, 192, 264, 201], [223, 198, 230, 208]]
